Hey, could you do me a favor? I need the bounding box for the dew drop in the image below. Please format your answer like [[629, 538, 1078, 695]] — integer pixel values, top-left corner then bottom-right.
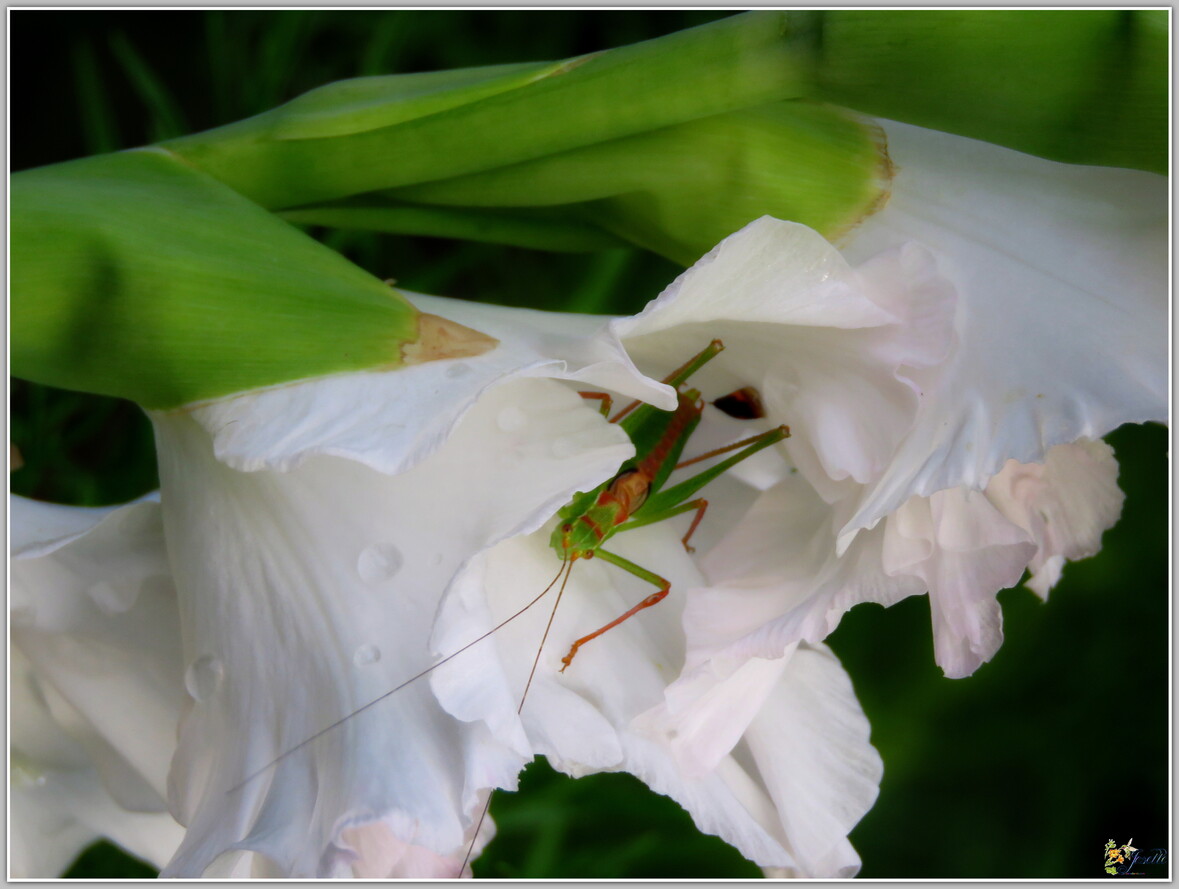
[[496, 405, 527, 433], [353, 644, 382, 667], [185, 655, 225, 702], [357, 543, 403, 584], [445, 362, 472, 379]]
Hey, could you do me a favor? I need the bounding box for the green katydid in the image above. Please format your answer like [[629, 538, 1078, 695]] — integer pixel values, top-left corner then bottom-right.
[[231, 339, 788, 812], [547, 338, 789, 670]]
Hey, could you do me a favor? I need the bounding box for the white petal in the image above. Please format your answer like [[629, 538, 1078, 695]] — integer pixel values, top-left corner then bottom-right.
[[883, 490, 1036, 678], [194, 292, 672, 476], [985, 439, 1125, 597], [435, 512, 879, 875], [636, 652, 788, 778], [622, 644, 879, 876], [613, 217, 957, 489], [740, 644, 882, 877], [840, 120, 1167, 538], [11, 645, 184, 877], [10, 767, 185, 878], [151, 377, 635, 876], [691, 475, 922, 667], [431, 520, 704, 776], [11, 495, 186, 815], [11, 496, 123, 558]]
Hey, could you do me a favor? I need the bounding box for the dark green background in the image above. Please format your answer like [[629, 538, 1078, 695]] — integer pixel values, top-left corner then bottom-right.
[[10, 10, 1168, 879]]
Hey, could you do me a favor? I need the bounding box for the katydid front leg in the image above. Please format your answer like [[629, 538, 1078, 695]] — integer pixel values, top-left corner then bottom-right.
[[558, 423, 789, 668], [559, 548, 669, 672]]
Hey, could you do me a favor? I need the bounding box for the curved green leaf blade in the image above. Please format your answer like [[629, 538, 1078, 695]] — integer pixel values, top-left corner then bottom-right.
[[11, 149, 486, 409]]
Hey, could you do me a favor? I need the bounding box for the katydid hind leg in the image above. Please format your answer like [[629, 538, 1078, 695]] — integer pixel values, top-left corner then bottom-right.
[[674, 427, 789, 470], [679, 498, 708, 553], [639, 424, 789, 520], [613, 497, 708, 552]]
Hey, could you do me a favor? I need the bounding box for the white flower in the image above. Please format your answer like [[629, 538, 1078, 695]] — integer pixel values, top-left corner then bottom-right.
[[10, 495, 186, 877], [681, 124, 1167, 678], [38, 140, 1162, 876], [141, 218, 944, 877]]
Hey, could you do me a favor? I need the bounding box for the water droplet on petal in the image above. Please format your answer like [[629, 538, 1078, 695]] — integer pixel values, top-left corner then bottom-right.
[[496, 405, 527, 433], [185, 655, 225, 702], [354, 644, 381, 667], [445, 362, 472, 379], [357, 543, 403, 583]]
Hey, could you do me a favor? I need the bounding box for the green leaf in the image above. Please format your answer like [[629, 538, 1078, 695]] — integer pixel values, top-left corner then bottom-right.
[[270, 60, 578, 140], [802, 10, 1167, 174], [11, 149, 493, 409], [163, 12, 813, 209], [281, 198, 628, 253], [379, 101, 888, 264]]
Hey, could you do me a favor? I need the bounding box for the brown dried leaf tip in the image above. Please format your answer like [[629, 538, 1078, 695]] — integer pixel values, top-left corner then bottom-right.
[[401, 313, 499, 366]]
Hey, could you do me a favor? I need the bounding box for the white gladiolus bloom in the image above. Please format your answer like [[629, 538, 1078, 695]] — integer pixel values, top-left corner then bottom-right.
[[140, 218, 945, 877], [16, 126, 1163, 874]]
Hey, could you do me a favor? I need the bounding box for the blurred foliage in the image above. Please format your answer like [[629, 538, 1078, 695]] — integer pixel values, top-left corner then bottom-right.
[[12, 10, 1169, 880]]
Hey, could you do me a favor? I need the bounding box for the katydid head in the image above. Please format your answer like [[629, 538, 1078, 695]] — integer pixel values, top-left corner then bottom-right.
[[712, 386, 766, 420], [550, 519, 597, 561]]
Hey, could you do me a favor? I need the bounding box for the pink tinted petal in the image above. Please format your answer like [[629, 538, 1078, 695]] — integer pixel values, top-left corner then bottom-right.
[[985, 439, 1125, 597], [841, 120, 1166, 539], [884, 492, 1036, 678]]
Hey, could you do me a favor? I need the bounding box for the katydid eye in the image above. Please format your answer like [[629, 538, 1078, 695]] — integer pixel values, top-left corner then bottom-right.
[[712, 386, 765, 420]]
